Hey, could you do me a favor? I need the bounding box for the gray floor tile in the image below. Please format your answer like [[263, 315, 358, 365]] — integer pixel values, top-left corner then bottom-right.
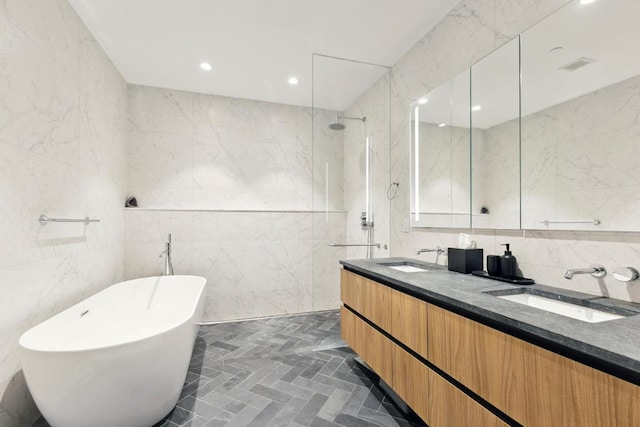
[[32, 310, 425, 427], [245, 401, 285, 427], [221, 405, 262, 427], [268, 397, 308, 427], [293, 393, 329, 425], [249, 383, 294, 404]]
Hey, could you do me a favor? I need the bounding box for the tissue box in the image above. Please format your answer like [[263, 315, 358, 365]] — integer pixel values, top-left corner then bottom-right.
[[448, 248, 483, 274]]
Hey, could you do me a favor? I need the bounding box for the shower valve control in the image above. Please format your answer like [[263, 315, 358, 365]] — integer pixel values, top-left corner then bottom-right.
[[361, 211, 373, 229]]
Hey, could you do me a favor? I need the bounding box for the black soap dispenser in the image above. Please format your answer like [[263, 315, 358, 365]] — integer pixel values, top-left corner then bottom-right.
[[500, 243, 517, 279]]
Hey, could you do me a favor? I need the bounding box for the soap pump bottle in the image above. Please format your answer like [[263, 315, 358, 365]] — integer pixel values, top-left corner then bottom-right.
[[500, 243, 517, 279]]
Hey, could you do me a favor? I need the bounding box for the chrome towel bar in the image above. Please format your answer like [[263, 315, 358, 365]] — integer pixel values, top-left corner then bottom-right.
[[539, 219, 600, 226], [329, 243, 388, 249], [39, 215, 100, 225]]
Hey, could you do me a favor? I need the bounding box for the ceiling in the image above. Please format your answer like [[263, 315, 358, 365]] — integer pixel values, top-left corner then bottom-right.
[[68, 0, 458, 111]]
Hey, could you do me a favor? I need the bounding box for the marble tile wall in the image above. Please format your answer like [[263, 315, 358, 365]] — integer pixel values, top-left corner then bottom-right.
[[0, 0, 128, 424], [414, 123, 471, 228], [343, 74, 392, 260], [388, 0, 640, 303], [125, 86, 346, 321], [472, 119, 520, 230], [124, 210, 346, 321], [521, 73, 640, 231], [128, 85, 326, 210]]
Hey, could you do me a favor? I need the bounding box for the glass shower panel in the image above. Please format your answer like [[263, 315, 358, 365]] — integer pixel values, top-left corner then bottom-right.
[[311, 54, 390, 312]]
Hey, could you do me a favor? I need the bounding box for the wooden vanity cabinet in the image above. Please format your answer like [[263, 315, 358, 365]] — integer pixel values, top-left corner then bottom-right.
[[428, 303, 640, 426], [341, 269, 504, 426], [340, 268, 640, 427]]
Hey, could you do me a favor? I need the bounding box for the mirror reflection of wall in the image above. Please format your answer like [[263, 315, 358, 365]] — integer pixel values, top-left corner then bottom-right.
[[410, 69, 470, 228], [521, 0, 640, 231], [471, 36, 521, 230]]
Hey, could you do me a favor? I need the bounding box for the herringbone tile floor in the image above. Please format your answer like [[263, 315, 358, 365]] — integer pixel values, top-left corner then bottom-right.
[[34, 310, 426, 427]]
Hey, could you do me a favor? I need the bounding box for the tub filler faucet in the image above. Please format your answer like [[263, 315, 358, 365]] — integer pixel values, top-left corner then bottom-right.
[[159, 233, 174, 276]]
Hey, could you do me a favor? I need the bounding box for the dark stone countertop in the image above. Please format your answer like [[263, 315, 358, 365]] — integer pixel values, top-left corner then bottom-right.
[[340, 257, 640, 385]]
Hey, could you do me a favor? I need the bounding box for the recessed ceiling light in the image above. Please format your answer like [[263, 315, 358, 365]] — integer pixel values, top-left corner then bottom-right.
[[418, 98, 428, 105], [288, 76, 299, 85], [438, 123, 446, 127], [580, 0, 596, 4], [472, 105, 482, 111], [200, 62, 212, 71]]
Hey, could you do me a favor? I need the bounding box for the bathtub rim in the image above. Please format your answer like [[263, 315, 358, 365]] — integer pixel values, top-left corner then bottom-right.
[[19, 275, 207, 354]]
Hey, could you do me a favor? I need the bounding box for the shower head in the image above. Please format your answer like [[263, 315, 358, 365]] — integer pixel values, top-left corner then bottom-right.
[[328, 116, 366, 131], [329, 121, 345, 130]]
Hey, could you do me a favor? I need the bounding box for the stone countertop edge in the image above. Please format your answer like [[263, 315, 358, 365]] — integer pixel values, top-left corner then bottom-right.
[[339, 257, 640, 385]]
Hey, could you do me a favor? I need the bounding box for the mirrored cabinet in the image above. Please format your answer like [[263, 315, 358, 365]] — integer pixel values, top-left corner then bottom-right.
[[410, 69, 470, 228], [521, 0, 640, 231], [471, 37, 520, 230], [410, 0, 640, 232]]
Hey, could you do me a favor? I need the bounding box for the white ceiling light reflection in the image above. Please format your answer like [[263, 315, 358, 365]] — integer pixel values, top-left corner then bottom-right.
[[200, 62, 212, 71]]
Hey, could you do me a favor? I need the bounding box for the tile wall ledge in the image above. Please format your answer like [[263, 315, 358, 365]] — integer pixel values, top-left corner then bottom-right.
[[124, 208, 348, 214]]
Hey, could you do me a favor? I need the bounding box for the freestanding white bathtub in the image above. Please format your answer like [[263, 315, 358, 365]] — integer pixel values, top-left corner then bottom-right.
[[19, 275, 206, 427]]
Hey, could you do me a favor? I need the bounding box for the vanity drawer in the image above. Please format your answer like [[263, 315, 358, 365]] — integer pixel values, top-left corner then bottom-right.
[[341, 269, 392, 333], [391, 288, 428, 359], [340, 306, 392, 385]]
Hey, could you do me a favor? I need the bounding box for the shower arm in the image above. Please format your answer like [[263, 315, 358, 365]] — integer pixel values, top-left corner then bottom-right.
[[340, 116, 366, 122]]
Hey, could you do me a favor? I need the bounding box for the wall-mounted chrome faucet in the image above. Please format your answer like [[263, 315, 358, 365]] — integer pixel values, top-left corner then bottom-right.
[[159, 233, 174, 276], [564, 264, 606, 280], [416, 246, 446, 256]]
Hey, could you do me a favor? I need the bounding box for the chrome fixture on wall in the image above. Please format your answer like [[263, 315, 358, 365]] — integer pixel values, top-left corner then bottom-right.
[[360, 211, 373, 230], [540, 219, 601, 226], [328, 116, 366, 131], [329, 243, 387, 249], [159, 233, 174, 276], [612, 267, 639, 282], [564, 264, 606, 280], [39, 214, 100, 225], [386, 181, 400, 200], [416, 247, 446, 255]]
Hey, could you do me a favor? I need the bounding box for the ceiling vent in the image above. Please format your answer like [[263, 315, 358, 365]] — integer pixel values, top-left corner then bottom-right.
[[558, 57, 596, 71]]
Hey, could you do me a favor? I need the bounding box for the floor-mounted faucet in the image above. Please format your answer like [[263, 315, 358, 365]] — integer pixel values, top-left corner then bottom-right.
[[564, 264, 606, 279], [159, 233, 174, 276]]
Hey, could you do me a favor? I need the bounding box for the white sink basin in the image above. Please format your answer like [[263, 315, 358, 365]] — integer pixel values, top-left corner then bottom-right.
[[498, 293, 625, 323], [387, 265, 429, 273]]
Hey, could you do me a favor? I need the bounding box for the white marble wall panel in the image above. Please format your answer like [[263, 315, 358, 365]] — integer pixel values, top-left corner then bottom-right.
[[522, 74, 640, 231], [312, 213, 347, 311], [386, 0, 640, 303], [312, 109, 345, 212], [124, 210, 344, 321], [126, 82, 346, 321], [128, 86, 328, 211], [0, 0, 127, 424], [472, 119, 520, 229]]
